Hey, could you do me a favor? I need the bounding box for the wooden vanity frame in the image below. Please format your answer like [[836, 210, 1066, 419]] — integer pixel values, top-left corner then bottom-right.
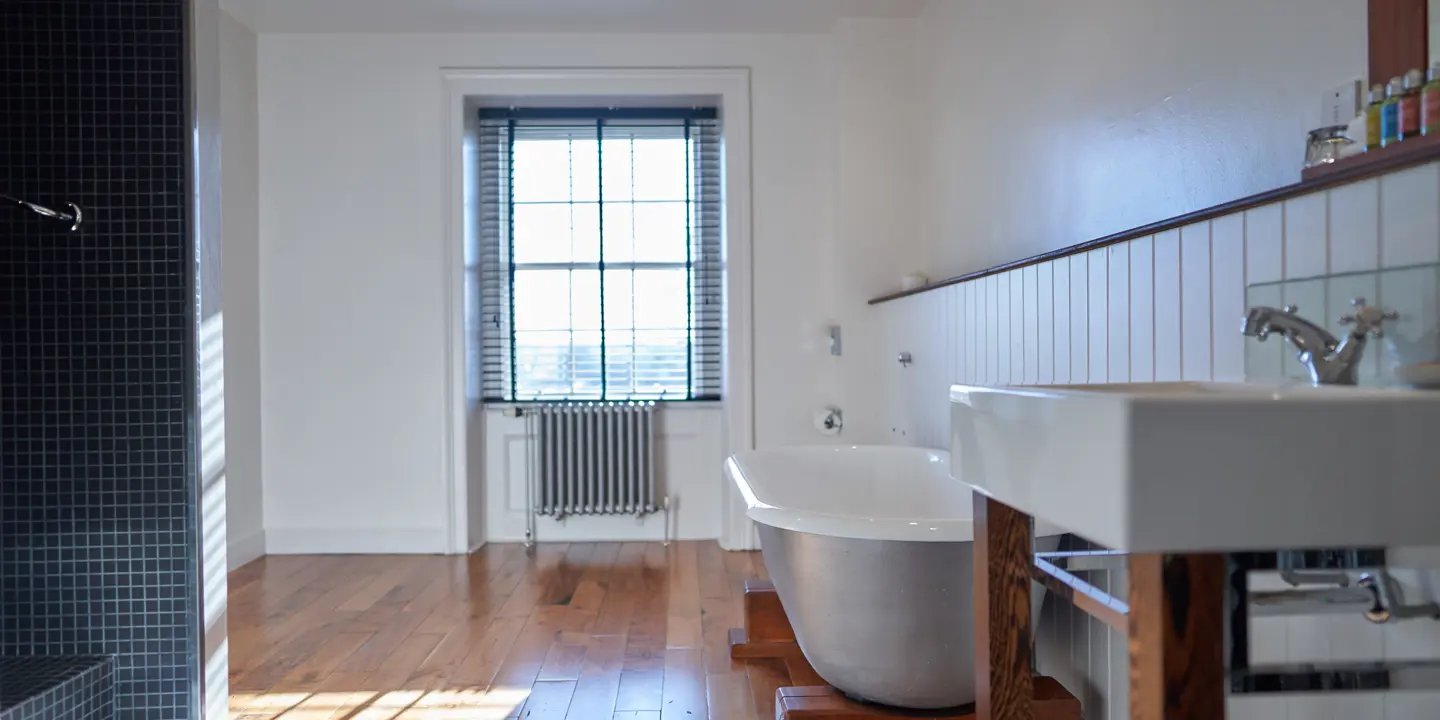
[[974, 495, 1228, 720]]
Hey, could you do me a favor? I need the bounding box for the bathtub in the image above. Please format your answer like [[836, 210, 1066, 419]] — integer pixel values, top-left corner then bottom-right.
[[726, 446, 1059, 710]]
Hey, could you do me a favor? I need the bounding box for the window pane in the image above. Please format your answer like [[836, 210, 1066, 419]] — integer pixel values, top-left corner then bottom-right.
[[570, 203, 600, 264], [513, 204, 576, 264], [514, 330, 573, 398], [571, 330, 604, 398], [608, 329, 688, 399], [633, 202, 687, 263], [513, 140, 574, 203], [603, 269, 635, 331], [513, 270, 572, 331], [601, 138, 633, 201], [571, 271, 601, 331], [632, 138, 687, 201], [633, 269, 688, 330], [570, 138, 600, 202], [601, 203, 634, 263]]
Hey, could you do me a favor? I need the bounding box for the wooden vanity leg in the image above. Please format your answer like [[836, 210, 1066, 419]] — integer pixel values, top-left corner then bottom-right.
[[1128, 554, 1227, 720], [973, 494, 1033, 720]]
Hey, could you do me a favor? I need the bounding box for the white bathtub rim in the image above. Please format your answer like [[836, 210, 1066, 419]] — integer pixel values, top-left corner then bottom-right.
[[726, 447, 1064, 543]]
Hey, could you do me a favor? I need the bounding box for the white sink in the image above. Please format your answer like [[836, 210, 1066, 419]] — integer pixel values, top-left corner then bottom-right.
[[950, 382, 1440, 553]]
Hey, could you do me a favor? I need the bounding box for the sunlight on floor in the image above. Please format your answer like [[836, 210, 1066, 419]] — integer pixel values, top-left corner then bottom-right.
[[230, 687, 532, 720]]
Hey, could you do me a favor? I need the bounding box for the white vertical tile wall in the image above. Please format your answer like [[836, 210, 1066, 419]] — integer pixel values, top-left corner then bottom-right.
[[1088, 249, 1109, 384], [1038, 262, 1055, 384], [1212, 214, 1246, 382], [1108, 245, 1130, 384], [1070, 252, 1089, 383], [998, 272, 1012, 386], [874, 160, 1440, 720], [1130, 236, 1155, 383], [1054, 257, 1071, 382], [1154, 230, 1182, 382], [1024, 265, 1040, 385], [1285, 192, 1329, 279], [1181, 223, 1213, 381]]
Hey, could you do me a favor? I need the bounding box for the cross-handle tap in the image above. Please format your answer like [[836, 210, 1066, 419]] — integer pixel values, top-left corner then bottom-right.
[[1241, 298, 1396, 386], [1337, 296, 1399, 338]]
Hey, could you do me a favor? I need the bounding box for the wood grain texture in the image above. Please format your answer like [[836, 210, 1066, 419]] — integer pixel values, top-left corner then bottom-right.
[[972, 495, 1034, 720], [1369, 0, 1428, 86], [773, 680, 1080, 720], [230, 542, 783, 720], [1127, 554, 1226, 720], [742, 581, 795, 644]]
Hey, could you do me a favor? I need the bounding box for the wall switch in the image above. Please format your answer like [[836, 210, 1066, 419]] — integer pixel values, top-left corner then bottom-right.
[[1324, 79, 1365, 125]]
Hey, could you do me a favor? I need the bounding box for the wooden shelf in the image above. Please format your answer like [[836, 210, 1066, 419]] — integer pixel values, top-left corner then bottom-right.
[[1301, 132, 1440, 182]]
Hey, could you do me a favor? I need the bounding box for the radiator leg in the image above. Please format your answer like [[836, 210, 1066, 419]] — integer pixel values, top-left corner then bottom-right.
[[662, 495, 672, 547], [524, 410, 535, 549]]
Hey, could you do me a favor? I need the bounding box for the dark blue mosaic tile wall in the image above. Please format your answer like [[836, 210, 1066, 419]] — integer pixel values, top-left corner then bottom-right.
[[0, 1, 200, 717], [0, 657, 115, 720]]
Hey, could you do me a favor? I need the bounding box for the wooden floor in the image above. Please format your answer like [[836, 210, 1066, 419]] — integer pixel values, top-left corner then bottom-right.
[[229, 542, 818, 720]]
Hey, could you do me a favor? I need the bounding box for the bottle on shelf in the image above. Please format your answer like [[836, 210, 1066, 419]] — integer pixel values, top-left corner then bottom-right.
[[1424, 62, 1440, 136], [1367, 83, 1386, 150], [1382, 76, 1403, 147], [1400, 68, 1425, 140]]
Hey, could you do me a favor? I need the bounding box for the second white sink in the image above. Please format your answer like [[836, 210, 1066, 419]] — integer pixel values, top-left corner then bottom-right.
[[950, 382, 1440, 553]]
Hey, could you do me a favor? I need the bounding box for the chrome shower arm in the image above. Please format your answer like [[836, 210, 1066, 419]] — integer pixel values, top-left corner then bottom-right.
[[1, 192, 83, 231]]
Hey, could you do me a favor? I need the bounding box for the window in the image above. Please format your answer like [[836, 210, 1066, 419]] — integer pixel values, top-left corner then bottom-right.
[[473, 108, 722, 402]]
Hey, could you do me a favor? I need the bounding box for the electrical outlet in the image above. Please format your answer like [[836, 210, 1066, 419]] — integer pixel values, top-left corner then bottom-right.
[[1323, 79, 1365, 125]]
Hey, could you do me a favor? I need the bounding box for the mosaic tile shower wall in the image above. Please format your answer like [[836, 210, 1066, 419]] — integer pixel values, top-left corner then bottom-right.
[[0, 1, 201, 717]]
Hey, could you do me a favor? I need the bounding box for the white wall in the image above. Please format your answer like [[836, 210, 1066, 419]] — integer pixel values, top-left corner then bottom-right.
[[257, 31, 900, 552], [220, 10, 264, 569], [915, 0, 1367, 280]]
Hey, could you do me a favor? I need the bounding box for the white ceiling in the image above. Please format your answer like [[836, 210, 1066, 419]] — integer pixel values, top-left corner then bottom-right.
[[220, 0, 927, 33]]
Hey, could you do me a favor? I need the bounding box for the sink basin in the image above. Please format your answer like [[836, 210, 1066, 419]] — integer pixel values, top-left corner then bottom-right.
[[950, 382, 1440, 553]]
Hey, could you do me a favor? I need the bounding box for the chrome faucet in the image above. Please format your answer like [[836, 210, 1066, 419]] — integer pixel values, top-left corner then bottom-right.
[[1241, 298, 1396, 386]]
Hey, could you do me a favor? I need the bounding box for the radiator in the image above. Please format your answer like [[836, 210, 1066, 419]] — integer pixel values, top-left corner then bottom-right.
[[526, 402, 660, 520]]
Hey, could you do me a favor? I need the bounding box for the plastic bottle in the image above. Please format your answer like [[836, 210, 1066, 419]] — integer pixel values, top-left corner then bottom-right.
[[1400, 68, 1425, 140], [1424, 63, 1440, 135], [1366, 84, 1385, 150], [1382, 77, 1403, 147]]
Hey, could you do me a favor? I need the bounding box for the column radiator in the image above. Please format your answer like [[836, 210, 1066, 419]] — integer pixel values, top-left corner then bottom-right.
[[526, 402, 661, 521]]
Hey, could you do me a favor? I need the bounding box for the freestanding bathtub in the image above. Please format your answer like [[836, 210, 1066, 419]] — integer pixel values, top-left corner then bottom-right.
[[725, 446, 1058, 710]]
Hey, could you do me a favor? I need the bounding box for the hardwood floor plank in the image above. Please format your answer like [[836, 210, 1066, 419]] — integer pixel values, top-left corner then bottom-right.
[[661, 648, 707, 720], [613, 669, 665, 712], [623, 547, 669, 671], [517, 680, 579, 720], [704, 672, 756, 720], [446, 613, 530, 690], [564, 634, 626, 720], [696, 542, 731, 602], [228, 544, 769, 720], [699, 596, 745, 677], [490, 605, 571, 693], [538, 642, 589, 682], [665, 542, 702, 649], [744, 658, 789, 720]]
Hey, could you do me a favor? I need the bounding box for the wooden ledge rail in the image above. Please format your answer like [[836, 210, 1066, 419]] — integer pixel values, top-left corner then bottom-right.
[[869, 139, 1440, 306]]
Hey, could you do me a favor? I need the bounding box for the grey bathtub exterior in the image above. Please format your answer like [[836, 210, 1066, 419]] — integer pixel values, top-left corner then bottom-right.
[[757, 523, 979, 709]]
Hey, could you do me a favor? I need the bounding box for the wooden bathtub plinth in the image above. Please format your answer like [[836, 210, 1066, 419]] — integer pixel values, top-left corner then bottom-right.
[[735, 576, 1080, 720], [774, 679, 1080, 720]]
